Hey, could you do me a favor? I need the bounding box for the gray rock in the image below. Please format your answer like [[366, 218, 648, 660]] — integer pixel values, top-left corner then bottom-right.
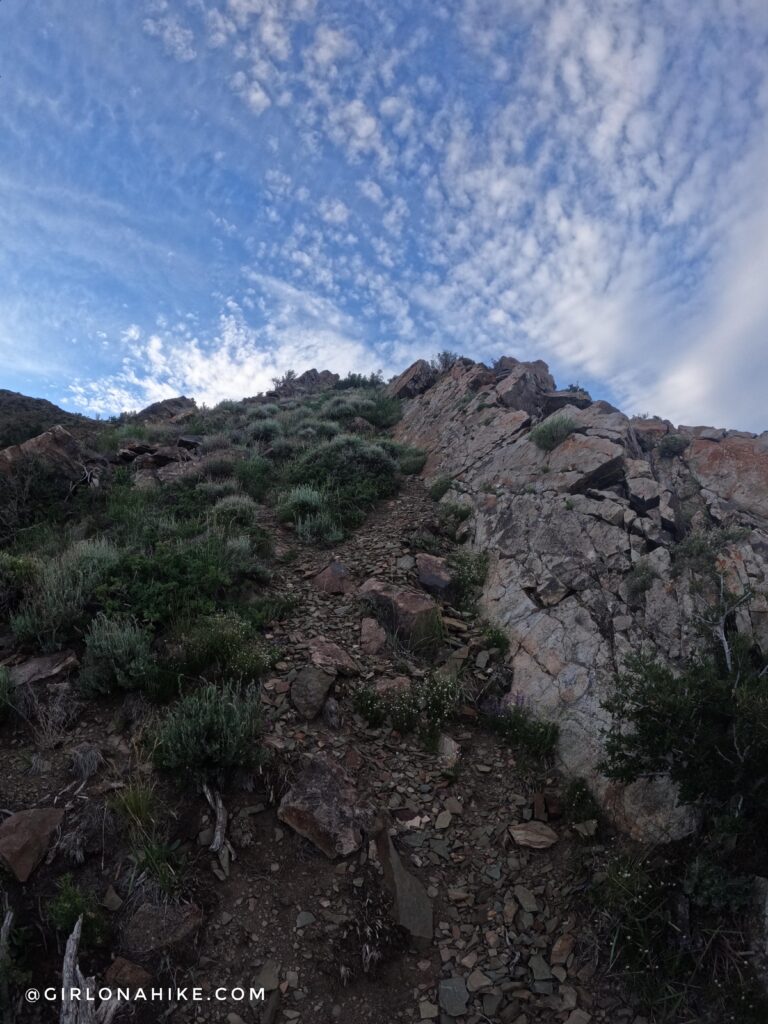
[[290, 666, 335, 719], [438, 976, 469, 1016], [373, 823, 433, 946]]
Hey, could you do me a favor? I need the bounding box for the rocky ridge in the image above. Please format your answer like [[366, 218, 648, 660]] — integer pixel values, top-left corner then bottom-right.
[[392, 357, 768, 840]]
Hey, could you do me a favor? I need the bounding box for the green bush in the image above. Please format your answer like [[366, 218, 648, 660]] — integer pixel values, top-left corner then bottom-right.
[[0, 552, 40, 617], [355, 674, 460, 745], [96, 531, 257, 625], [276, 485, 326, 523], [428, 476, 452, 501], [247, 403, 280, 419], [529, 416, 577, 452], [11, 539, 119, 651], [48, 875, 109, 948], [0, 456, 74, 546], [449, 550, 489, 610], [481, 701, 559, 758], [657, 433, 689, 458], [286, 432, 397, 495], [435, 501, 471, 539], [672, 527, 747, 578], [296, 509, 344, 546], [601, 625, 768, 827], [377, 439, 427, 475], [481, 622, 510, 655], [176, 610, 276, 681], [196, 477, 240, 500], [250, 418, 282, 442], [199, 453, 238, 480], [210, 494, 262, 529], [79, 614, 156, 696], [199, 432, 232, 453], [152, 681, 263, 784], [625, 559, 657, 601], [233, 455, 271, 500], [362, 393, 402, 428]]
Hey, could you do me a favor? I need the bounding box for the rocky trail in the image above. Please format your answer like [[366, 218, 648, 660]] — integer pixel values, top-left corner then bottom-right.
[[0, 474, 641, 1024]]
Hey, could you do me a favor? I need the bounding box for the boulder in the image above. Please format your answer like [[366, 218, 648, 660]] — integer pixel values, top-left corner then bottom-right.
[[385, 360, 436, 400], [541, 389, 592, 413], [547, 433, 625, 493], [360, 616, 387, 655], [313, 560, 356, 595], [0, 808, 64, 882], [415, 553, 454, 597], [9, 650, 78, 687], [290, 666, 336, 719], [120, 902, 203, 959], [277, 754, 371, 858], [308, 637, 358, 676], [134, 395, 196, 422], [358, 579, 442, 653], [495, 359, 555, 416], [373, 823, 433, 946], [0, 425, 99, 482]]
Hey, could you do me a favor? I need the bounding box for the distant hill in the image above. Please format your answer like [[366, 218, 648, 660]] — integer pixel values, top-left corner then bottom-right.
[[0, 389, 96, 447]]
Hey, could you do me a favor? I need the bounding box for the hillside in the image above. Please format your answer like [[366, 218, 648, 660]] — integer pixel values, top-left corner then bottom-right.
[[0, 361, 767, 1024], [0, 389, 97, 448]]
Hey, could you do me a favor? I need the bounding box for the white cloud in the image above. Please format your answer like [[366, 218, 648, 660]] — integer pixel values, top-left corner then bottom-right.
[[318, 198, 349, 224], [142, 15, 197, 62]]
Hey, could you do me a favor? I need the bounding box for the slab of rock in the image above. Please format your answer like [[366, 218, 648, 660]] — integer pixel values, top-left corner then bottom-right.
[[313, 560, 355, 594], [0, 808, 64, 882], [360, 616, 387, 655], [687, 435, 768, 519], [509, 821, 559, 849], [120, 902, 203, 958], [415, 553, 454, 597], [0, 425, 94, 480], [548, 433, 625, 493], [496, 360, 555, 415], [291, 666, 336, 719], [439, 976, 469, 1016], [278, 754, 370, 858], [358, 579, 442, 653], [9, 650, 78, 687], [373, 824, 433, 946], [308, 637, 358, 676], [385, 359, 436, 399]]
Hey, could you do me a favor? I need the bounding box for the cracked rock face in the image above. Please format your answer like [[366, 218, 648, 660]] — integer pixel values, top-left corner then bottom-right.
[[395, 357, 768, 841]]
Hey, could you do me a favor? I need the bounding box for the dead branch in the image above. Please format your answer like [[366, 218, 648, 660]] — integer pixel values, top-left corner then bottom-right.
[[203, 783, 228, 853]]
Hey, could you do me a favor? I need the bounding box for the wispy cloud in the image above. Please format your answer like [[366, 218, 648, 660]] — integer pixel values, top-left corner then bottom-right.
[[1, 0, 766, 427]]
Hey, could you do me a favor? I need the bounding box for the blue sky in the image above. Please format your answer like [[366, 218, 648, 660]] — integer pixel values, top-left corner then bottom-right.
[[1, 1, 767, 429]]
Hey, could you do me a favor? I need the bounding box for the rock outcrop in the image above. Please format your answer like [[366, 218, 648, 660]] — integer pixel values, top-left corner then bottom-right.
[[394, 357, 768, 840], [0, 425, 103, 483]]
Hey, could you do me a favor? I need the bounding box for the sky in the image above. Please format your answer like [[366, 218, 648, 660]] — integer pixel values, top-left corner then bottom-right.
[[1, 1, 767, 430]]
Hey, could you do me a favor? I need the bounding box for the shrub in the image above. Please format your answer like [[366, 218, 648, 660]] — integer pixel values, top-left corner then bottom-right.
[[435, 501, 471, 539], [290, 436, 399, 499], [431, 350, 459, 373], [296, 509, 344, 546], [234, 455, 271, 500], [657, 433, 689, 458], [333, 371, 383, 391], [95, 532, 254, 625], [176, 611, 276, 682], [250, 418, 282, 442], [200, 432, 232, 453], [48, 875, 109, 948], [11, 539, 119, 652], [625, 559, 657, 601], [79, 614, 156, 696], [600, 624, 768, 827], [276, 485, 326, 523], [529, 416, 577, 452], [377, 440, 427, 475], [449, 550, 489, 610], [363, 393, 402, 429], [196, 477, 240, 500], [266, 436, 304, 462], [480, 698, 559, 758], [247, 593, 298, 628], [594, 850, 768, 1022], [0, 552, 40, 617], [355, 674, 460, 746], [291, 418, 341, 441], [672, 527, 747, 577], [481, 622, 510, 655], [152, 681, 263, 784], [210, 494, 262, 529], [0, 455, 74, 546], [428, 476, 452, 501], [0, 667, 11, 723], [112, 779, 157, 834], [247, 403, 280, 419]]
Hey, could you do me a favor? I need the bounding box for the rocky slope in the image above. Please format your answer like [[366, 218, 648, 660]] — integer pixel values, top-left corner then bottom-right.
[[392, 357, 768, 840]]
